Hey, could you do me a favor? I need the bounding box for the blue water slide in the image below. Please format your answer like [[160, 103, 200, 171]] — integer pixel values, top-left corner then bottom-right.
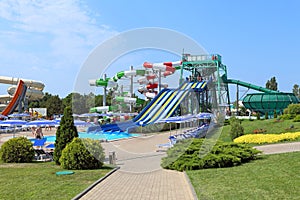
[[139, 82, 195, 125], [134, 81, 190, 123], [147, 90, 190, 124], [136, 90, 174, 124], [143, 81, 207, 125], [133, 88, 170, 122]]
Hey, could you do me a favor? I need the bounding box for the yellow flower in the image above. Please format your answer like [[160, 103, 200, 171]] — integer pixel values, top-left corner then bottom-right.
[[234, 132, 300, 144]]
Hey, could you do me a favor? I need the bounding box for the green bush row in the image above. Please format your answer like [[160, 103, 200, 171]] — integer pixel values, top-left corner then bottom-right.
[[161, 138, 261, 171]]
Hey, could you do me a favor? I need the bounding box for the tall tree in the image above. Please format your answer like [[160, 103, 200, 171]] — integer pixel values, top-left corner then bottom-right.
[[292, 84, 300, 98], [266, 77, 278, 91], [53, 106, 78, 165]]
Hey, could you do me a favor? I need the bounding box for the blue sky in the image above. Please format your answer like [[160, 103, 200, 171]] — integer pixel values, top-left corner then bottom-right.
[[0, 0, 299, 100]]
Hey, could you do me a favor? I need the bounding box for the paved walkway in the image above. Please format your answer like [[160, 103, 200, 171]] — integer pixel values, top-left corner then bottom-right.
[[78, 132, 197, 200], [78, 134, 300, 200], [254, 142, 300, 154], [80, 170, 195, 200]]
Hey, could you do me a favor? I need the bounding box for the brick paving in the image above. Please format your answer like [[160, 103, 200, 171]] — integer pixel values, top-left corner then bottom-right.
[[78, 133, 197, 200], [80, 170, 195, 200], [254, 142, 300, 154]]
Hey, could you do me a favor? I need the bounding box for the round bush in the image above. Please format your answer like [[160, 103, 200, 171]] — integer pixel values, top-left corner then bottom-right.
[[59, 138, 105, 170], [0, 137, 35, 163]]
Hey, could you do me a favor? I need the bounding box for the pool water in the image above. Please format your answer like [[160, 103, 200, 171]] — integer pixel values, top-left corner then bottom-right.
[[32, 132, 139, 143]]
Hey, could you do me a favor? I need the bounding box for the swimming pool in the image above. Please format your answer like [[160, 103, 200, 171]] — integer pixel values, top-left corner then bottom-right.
[[32, 132, 140, 143]]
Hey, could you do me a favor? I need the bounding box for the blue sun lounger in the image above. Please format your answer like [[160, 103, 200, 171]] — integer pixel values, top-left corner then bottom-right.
[[33, 138, 47, 148], [156, 136, 177, 151]]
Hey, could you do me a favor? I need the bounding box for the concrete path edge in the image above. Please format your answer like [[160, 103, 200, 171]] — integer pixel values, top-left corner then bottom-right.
[[184, 171, 198, 200], [72, 166, 120, 200]]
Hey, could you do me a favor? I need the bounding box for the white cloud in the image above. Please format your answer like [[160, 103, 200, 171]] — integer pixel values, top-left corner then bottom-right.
[[0, 0, 118, 97]]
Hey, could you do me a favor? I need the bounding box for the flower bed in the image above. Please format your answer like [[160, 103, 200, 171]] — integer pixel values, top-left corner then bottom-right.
[[234, 132, 300, 144]]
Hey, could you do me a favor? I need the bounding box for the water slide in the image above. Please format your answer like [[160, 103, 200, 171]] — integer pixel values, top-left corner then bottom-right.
[[0, 76, 44, 90], [90, 105, 118, 113], [89, 70, 146, 87], [135, 81, 207, 125], [0, 76, 45, 114], [7, 86, 43, 100], [88, 84, 183, 132], [133, 81, 190, 123], [225, 79, 280, 94], [87, 81, 207, 132], [1, 80, 27, 116], [225, 78, 299, 113]]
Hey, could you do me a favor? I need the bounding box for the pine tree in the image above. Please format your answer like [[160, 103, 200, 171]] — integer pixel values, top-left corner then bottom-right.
[[292, 84, 300, 98], [266, 77, 278, 91], [53, 106, 78, 165]]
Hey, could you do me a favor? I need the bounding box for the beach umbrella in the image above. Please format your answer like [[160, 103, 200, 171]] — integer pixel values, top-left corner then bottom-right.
[[157, 115, 195, 123], [8, 113, 31, 118], [0, 119, 27, 137], [195, 112, 212, 119], [0, 119, 27, 125], [26, 119, 58, 127], [73, 120, 90, 127], [79, 113, 102, 117], [54, 119, 90, 127], [0, 114, 8, 119]]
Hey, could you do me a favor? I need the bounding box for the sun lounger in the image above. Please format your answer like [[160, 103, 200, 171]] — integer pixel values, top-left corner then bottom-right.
[[33, 138, 47, 148], [34, 149, 53, 162], [156, 136, 177, 152]]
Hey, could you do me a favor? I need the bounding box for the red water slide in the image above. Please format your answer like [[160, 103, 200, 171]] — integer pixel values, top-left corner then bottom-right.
[[1, 80, 27, 116]]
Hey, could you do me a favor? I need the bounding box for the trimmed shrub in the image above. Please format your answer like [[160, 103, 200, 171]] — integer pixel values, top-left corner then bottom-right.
[[0, 137, 34, 163], [273, 110, 277, 119], [279, 114, 294, 120], [293, 115, 300, 122], [265, 112, 269, 119], [285, 104, 300, 115], [256, 112, 261, 120], [161, 139, 261, 171], [59, 138, 105, 170], [229, 117, 244, 140]]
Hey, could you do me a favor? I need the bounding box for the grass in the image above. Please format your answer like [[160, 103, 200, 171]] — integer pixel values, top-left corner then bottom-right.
[[0, 161, 113, 200], [187, 151, 300, 200], [219, 119, 300, 143]]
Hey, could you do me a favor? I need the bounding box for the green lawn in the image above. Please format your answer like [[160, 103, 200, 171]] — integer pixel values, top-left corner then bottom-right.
[[187, 151, 300, 200], [0, 162, 113, 200], [219, 119, 300, 143]]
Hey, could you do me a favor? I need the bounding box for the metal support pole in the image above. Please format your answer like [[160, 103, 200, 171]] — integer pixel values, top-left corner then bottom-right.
[[18, 98, 22, 113], [158, 69, 162, 93], [103, 74, 107, 107], [130, 66, 134, 112], [236, 84, 239, 116]]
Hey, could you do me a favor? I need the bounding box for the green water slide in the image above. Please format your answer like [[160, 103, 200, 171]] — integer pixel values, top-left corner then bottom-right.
[[91, 70, 147, 87], [224, 78, 299, 113], [226, 79, 280, 94], [93, 71, 125, 87]]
